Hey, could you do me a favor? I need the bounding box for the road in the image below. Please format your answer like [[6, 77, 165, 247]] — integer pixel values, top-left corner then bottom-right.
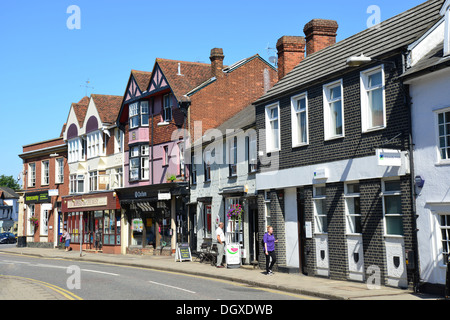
[[0, 248, 315, 301]]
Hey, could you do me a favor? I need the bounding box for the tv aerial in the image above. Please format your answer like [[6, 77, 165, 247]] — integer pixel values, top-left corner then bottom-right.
[[266, 43, 278, 67]]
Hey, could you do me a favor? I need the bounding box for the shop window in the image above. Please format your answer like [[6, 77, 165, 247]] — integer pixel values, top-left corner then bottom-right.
[[226, 197, 243, 244], [41, 208, 49, 236], [203, 204, 212, 238]]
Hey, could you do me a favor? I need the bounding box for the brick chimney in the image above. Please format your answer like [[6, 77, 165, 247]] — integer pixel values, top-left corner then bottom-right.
[[303, 19, 338, 56], [276, 36, 306, 80], [210, 48, 225, 78]]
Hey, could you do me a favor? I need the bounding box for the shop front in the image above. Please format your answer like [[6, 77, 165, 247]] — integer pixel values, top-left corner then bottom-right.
[[116, 182, 189, 256], [62, 191, 122, 254]]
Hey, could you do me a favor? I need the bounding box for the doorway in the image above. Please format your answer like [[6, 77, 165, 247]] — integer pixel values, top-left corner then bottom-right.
[[188, 204, 197, 251], [248, 198, 259, 263], [297, 188, 307, 275]]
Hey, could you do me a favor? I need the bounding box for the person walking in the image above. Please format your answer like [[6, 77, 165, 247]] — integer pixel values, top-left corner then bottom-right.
[[263, 226, 278, 275], [216, 222, 225, 268], [62, 229, 71, 252]]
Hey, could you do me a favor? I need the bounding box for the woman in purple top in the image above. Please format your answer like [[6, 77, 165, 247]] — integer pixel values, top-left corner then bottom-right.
[[263, 226, 278, 275]]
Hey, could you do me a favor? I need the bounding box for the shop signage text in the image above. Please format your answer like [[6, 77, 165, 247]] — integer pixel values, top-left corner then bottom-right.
[[67, 196, 108, 209]]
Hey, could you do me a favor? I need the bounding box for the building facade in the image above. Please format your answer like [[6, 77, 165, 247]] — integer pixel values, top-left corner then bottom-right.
[[253, 0, 444, 288], [62, 94, 124, 254], [402, 0, 450, 294], [19, 137, 69, 247]]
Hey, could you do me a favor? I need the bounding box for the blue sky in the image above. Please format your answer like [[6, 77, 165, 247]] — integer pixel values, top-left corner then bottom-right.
[[0, 0, 426, 183]]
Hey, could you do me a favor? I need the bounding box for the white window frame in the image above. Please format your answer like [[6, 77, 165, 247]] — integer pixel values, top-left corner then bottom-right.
[[323, 80, 345, 140], [361, 65, 386, 132], [344, 182, 362, 235], [89, 171, 98, 192], [291, 92, 309, 147], [28, 163, 36, 188], [313, 185, 327, 234], [228, 136, 238, 177], [382, 180, 403, 237], [439, 213, 450, 266], [436, 107, 450, 164], [56, 158, 64, 184], [129, 102, 140, 129], [140, 101, 149, 126], [264, 191, 271, 230], [444, 5, 450, 56], [248, 132, 258, 173], [204, 150, 212, 182], [27, 204, 35, 236], [41, 160, 49, 186], [265, 102, 281, 152], [40, 207, 49, 236], [115, 128, 123, 154], [141, 145, 149, 180]]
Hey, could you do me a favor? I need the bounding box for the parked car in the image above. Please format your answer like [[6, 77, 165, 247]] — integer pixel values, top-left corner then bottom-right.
[[0, 232, 17, 244]]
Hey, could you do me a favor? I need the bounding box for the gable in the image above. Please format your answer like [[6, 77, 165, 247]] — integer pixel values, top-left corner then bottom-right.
[[148, 64, 169, 94], [125, 76, 143, 102]]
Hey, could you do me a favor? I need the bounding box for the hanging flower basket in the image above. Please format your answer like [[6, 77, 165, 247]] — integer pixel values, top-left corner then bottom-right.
[[29, 217, 39, 229], [227, 204, 244, 223]]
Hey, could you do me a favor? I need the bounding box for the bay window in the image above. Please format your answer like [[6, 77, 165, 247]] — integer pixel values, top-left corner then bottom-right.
[[129, 144, 149, 181]]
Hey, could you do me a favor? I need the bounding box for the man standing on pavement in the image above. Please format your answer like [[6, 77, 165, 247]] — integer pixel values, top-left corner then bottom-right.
[[216, 222, 225, 268]]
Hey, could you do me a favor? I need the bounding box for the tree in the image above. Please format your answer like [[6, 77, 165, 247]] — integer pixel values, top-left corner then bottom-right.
[[0, 175, 21, 191]]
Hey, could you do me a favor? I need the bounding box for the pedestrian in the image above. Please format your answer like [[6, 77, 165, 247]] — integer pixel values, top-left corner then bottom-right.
[[216, 222, 225, 268], [62, 229, 71, 252], [263, 226, 278, 275]]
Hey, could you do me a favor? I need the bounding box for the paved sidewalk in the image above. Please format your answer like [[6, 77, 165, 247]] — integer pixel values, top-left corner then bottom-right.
[[0, 275, 70, 300], [0, 246, 442, 300]]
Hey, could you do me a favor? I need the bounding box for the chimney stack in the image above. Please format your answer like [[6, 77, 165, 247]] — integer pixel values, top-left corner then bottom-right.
[[303, 19, 338, 56], [276, 36, 306, 80], [210, 48, 225, 78]]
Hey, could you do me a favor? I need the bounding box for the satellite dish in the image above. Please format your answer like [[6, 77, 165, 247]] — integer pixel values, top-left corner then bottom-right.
[[269, 56, 278, 65]]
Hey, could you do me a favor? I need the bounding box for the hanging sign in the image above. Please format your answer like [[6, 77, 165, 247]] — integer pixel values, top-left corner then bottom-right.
[[175, 243, 192, 262]]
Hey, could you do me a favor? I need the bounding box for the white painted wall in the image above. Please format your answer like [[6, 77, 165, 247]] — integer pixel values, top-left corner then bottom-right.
[[408, 67, 450, 285]]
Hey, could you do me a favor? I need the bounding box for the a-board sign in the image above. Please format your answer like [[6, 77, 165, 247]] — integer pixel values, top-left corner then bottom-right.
[[175, 243, 192, 262]]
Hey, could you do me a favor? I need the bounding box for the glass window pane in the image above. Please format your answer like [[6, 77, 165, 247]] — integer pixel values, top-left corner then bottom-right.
[[297, 98, 306, 111], [385, 196, 401, 214], [446, 112, 450, 124], [369, 88, 384, 127], [368, 72, 382, 87], [386, 216, 404, 235], [439, 113, 445, 125], [330, 86, 341, 100], [385, 181, 401, 192], [331, 101, 343, 136]]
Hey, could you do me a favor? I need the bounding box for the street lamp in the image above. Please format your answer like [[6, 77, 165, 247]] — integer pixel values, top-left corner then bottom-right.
[[346, 53, 396, 68]]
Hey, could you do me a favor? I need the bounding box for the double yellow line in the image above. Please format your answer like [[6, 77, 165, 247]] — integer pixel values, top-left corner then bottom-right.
[[0, 275, 83, 300]]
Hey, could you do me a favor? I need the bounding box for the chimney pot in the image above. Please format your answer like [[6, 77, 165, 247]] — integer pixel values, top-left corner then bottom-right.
[[210, 48, 225, 78], [303, 19, 338, 56], [276, 36, 306, 80]]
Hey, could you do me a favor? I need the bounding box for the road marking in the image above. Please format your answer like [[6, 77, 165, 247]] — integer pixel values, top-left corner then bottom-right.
[[35, 263, 68, 269], [0, 274, 83, 300], [148, 280, 196, 294], [81, 269, 119, 276]]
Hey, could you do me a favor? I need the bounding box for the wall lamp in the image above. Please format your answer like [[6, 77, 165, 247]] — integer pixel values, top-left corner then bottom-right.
[[346, 53, 396, 68]]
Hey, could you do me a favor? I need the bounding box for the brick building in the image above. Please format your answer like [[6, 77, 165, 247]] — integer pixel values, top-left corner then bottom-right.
[[116, 49, 277, 256], [253, 0, 443, 288], [18, 136, 69, 247]]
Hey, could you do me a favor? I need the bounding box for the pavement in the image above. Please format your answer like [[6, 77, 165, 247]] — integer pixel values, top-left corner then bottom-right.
[[0, 246, 444, 300]]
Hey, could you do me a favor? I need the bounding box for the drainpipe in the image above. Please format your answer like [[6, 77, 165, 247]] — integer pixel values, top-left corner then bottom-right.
[[402, 52, 421, 293]]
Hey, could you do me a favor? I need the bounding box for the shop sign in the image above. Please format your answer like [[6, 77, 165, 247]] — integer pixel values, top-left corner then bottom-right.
[[376, 149, 402, 167], [175, 243, 192, 262], [313, 168, 328, 180], [48, 189, 59, 197], [25, 191, 49, 204], [225, 243, 241, 268], [158, 192, 171, 200], [67, 196, 108, 209]]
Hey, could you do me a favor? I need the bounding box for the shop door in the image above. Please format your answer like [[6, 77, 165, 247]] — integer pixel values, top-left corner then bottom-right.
[[94, 212, 103, 250], [297, 189, 307, 275], [248, 207, 259, 263], [188, 204, 197, 251]]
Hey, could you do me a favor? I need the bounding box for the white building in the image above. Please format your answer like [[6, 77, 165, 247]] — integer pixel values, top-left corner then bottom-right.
[[402, 0, 450, 295], [0, 187, 19, 233], [190, 105, 259, 265]]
